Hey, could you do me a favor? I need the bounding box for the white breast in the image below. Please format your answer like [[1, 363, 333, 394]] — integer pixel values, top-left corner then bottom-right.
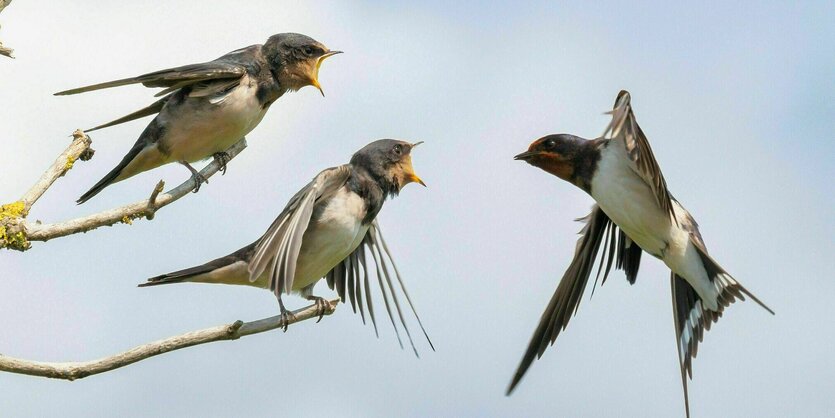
[[291, 187, 370, 291], [591, 143, 672, 257], [591, 142, 717, 307], [160, 75, 269, 163]]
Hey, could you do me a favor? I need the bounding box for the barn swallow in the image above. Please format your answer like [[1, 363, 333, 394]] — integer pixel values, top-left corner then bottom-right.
[[139, 139, 433, 355], [56, 33, 342, 204], [509, 91, 773, 417]]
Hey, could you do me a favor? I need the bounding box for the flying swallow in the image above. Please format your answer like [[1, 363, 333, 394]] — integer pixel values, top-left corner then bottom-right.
[[139, 139, 433, 355], [56, 33, 342, 204], [509, 90, 773, 417]]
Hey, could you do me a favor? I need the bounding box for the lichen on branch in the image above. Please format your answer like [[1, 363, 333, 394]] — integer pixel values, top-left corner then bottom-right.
[[0, 200, 27, 250]]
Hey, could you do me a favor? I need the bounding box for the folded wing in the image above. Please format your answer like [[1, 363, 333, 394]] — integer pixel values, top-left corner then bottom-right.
[[85, 94, 173, 132], [56, 46, 257, 132], [54, 47, 252, 96]]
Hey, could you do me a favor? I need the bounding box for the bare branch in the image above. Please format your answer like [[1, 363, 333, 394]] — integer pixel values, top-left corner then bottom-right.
[[0, 299, 339, 381], [26, 138, 246, 241], [0, 0, 13, 59], [0, 131, 247, 250], [20, 130, 92, 212], [145, 180, 165, 220]]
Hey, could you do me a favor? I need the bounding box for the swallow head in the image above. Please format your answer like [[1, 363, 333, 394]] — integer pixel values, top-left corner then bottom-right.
[[264, 33, 342, 95], [514, 134, 585, 183], [352, 139, 426, 196]]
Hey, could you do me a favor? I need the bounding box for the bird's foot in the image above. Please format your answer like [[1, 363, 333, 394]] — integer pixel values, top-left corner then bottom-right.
[[305, 296, 330, 323], [212, 152, 231, 175], [189, 172, 209, 193], [279, 307, 296, 332], [179, 161, 208, 193]]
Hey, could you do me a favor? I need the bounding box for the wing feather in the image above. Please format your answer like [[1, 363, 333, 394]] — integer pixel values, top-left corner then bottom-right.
[[507, 205, 646, 394], [671, 211, 774, 418], [54, 46, 255, 96], [346, 255, 358, 313], [357, 249, 379, 336], [324, 221, 433, 356], [86, 94, 173, 132], [367, 236, 405, 349], [603, 90, 677, 224], [352, 253, 366, 323], [247, 165, 352, 298], [373, 222, 435, 351]]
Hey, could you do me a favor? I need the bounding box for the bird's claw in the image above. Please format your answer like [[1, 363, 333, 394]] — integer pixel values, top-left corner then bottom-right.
[[280, 309, 296, 332], [180, 161, 209, 193], [213, 152, 231, 175], [309, 296, 329, 323], [190, 172, 209, 193]]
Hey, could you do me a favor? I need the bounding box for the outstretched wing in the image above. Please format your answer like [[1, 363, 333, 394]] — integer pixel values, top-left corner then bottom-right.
[[248, 165, 353, 298], [507, 205, 644, 394], [325, 220, 434, 357], [54, 45, 256, 96], [603, 90, 677, 224]]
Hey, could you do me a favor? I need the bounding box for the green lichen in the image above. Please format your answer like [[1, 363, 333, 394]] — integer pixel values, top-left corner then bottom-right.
[[65, 155, 77, 171], [122, 211, 150, 224], [0, 201, 29, 250], [0, 225, 28, 250], [0, 201, 26, 219]]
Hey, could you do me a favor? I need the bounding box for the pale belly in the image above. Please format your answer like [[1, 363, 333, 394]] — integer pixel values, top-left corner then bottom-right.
[[591, 145, 717, 308], [291, 188, 370, 291], [182, 189, 371, 296], [591, 149, 673, 258], [161, 78, 268, 163]]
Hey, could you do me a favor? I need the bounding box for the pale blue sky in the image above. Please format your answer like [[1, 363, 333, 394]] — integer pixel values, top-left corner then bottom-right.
[[1, 1, 833, 417]]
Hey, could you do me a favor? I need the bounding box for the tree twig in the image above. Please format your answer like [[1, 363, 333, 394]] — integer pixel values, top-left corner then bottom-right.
[[20, 130, 93, 212], [0, 299, 339, 381], [0, 0, 13, 59], [0, 41, 10, 59], [0, 131, 248, 251]]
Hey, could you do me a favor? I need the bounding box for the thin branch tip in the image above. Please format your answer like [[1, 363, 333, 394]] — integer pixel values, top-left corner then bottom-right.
[[229, 320, 244, 334], [145, 180, 165, 220]]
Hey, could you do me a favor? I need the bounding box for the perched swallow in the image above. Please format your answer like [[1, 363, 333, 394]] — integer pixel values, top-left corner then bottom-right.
[[56, 33, 342, 204], [139, 139, 433, 354], [509, 91, 773, 416]]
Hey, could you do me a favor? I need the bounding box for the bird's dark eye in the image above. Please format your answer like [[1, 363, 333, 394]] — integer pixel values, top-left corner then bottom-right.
[[303, 46, 313, 55], [542, 139, 556, 149], [392, 144, 402, 155]]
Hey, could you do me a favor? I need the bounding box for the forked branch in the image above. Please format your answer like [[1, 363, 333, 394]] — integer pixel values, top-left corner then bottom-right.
[[0, 130, 248, 250]]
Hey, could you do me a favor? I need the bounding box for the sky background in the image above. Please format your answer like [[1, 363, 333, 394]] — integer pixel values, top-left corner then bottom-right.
[[1, 1, 833, 417]]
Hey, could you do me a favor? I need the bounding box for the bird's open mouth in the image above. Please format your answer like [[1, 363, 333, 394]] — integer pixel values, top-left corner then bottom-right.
[[311, 50, 343, 96], [317, 50, 343, 68], [400, 147, 426, 188]]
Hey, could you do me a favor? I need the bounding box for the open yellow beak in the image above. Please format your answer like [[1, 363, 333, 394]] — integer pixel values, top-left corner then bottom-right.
[[311, 50, 343, 96], [403, 144, 426, 187], [406, 172, 426, 187]]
